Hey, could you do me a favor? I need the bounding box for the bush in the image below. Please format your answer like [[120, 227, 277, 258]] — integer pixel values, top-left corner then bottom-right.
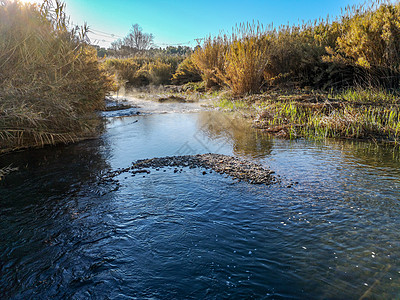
[[220, 23, 270, 95], [103, 55, 184, 86], [149, 61, 172, 85], [172, 56, 202, 84], [191, 35, 227, 88], [138, 60, 172, 85], [103, 58, 143, 85]]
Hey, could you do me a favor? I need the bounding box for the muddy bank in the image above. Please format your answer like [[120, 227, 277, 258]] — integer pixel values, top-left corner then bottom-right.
[[102, 153, 278, 185]]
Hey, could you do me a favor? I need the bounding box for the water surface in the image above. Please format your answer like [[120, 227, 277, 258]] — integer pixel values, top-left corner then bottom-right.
[[1, 110, 400, 299]]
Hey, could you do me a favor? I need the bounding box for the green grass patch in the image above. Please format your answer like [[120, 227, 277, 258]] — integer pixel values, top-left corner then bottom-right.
[[252, 89, 400, 143], [215, 99, 249, 111], [330, 88, 399, 104]]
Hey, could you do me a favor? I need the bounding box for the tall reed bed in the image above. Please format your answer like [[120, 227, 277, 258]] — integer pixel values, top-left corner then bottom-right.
[[191, 0, 400, 95], [0, 0, 114, 153]]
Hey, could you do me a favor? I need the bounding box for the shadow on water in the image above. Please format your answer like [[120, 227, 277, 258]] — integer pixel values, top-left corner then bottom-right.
[[0, 139, 111, 204], [0, 139, 119, 298]]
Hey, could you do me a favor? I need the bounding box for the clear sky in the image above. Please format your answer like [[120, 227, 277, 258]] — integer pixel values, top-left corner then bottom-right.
[[61, 0, 366, 48]]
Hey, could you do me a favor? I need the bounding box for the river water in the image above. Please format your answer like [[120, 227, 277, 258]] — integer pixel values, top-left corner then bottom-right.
[[1, 100, 400, 299]]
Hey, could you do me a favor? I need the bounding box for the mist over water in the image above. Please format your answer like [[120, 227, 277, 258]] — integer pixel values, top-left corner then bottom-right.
[[1, 110, 400, 299]]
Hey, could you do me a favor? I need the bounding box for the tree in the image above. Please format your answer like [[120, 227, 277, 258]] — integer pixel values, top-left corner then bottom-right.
[[123, 24, 154, 51], [111, 38, 122, 51]]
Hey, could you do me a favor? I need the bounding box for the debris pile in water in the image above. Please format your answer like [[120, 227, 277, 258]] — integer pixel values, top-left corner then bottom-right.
[[102, 153, 277, 185]]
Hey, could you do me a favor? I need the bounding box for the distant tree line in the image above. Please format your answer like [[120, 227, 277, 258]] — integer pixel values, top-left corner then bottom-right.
[[93, 24, 193, 58]]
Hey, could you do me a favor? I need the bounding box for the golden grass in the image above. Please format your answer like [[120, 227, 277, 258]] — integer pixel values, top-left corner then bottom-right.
[[191, 35, 228, 88], [171, 56, 202, 84]]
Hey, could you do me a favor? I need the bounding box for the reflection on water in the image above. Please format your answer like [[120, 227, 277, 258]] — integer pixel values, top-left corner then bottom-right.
[[0, 139, 110, 199], [197, 111, 273, 159], [333, 139, 400, 172], [1, 111, 400, 299]]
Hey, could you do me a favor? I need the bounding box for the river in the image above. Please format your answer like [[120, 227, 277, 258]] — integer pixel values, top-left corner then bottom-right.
[[1, 98, 400, 299]]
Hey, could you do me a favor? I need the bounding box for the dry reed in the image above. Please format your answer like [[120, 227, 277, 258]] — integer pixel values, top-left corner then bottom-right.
[[0, 0, 115, 153]]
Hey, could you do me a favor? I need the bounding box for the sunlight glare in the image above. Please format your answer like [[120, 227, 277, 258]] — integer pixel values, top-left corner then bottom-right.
[[18, 0, 42, 5]]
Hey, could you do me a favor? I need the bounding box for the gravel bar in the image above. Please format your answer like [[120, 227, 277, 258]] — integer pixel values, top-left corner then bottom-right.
[[103, 153, 277, 185]]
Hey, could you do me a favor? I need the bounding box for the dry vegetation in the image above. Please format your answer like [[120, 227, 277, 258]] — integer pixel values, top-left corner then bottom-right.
[[191, 0, 400, 95], [0, 0, 115, 154], [103, 55, 187, 88], [2, 0, 399, 155]]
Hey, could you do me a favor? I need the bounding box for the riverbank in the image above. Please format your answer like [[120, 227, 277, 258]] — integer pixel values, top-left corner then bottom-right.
[[208, 88, 400, 144]]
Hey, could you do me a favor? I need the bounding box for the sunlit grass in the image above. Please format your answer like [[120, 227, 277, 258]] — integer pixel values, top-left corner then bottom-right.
[[187, 0, 400, 143], [330, 87, 399, 104], [214, 98, 249, 111], [104, 55, 185, 87]]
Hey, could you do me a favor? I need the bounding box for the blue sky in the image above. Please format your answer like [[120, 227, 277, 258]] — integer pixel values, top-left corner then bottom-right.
[[63, 0, 366, 48]]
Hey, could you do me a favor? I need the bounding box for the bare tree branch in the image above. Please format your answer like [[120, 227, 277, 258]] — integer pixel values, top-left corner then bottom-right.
[[123, 24, 154, 52]]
